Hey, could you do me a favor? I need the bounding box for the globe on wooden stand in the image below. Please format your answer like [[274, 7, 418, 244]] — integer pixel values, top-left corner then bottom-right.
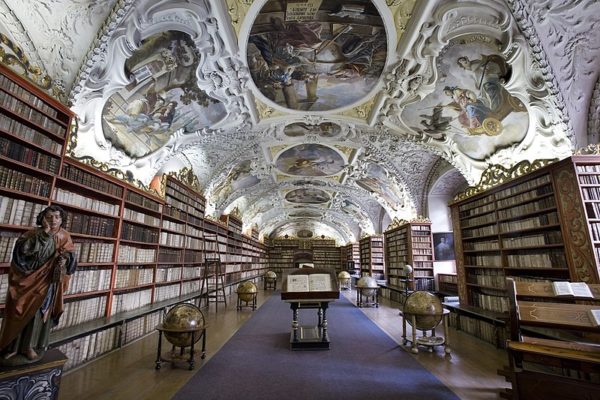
[[264, 270, 277, 290], [337, 271, 351, 290], [236, 280, 258, 310], [155, 303, 207, 370], [401, 291, 451, 355], [356, 276, 379, 307]]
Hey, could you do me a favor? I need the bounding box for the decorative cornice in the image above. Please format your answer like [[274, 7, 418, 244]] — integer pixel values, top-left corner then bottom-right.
[[575, 143, 600, 155], [168, 167, 201, 192], [453, 159, 557, 201]]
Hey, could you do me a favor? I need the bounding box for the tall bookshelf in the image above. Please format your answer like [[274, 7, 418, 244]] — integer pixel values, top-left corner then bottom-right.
[[384, 221, 434, 292], [449, 157, 600, 345], [359, 235, 385, 280], [312, 239, 341, 270], [340, 243, 360, 275]]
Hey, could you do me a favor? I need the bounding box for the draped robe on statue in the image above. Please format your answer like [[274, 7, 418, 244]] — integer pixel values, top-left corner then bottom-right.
[[0, 227, 76, 360]]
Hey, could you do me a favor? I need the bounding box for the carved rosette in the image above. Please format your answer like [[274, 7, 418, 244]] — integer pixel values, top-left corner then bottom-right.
[[554, 167, 597, 282]]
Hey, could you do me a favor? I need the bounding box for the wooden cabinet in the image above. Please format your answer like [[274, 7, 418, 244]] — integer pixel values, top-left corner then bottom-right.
[[450, 156, 600, 316], [340, 243, 360, 275], [359, 235, 385, 279], [384, 222, 434, 291]]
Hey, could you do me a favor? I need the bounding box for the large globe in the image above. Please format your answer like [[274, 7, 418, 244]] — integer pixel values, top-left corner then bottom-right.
[[356, 276, 378, 296], [338, 271, 351, 280], [162, 303, 206, 347], [403, 291, 443, 331], [237, 281, 257, 302]]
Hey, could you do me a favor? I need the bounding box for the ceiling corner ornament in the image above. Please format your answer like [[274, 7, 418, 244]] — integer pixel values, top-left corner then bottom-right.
[[255, 98, 286, 120], [337, 97, 377, 121], [0, 33, 65, 102], [226, 0, 253, 37], [504, 0, 573, 142], [387, 0, 417, 44], [575, 143, 600, 156], [453, 159, 557, 202], [168, 167, 201, 192]]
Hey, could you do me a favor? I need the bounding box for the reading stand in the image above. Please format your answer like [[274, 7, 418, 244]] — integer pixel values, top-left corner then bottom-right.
[[281, 269, 340, 350]]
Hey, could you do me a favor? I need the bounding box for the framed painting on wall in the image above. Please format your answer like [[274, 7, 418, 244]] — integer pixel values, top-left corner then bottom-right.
[[433, 232, 455, 261]]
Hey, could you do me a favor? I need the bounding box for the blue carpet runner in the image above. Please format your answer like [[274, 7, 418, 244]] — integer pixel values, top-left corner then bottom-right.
[[172, 294, 459, 400]]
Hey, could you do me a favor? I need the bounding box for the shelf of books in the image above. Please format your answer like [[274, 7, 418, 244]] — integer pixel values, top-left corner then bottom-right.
[[339, 243, 360, 275], [312, 239, 341, 270], [359, 235, 385, 280], [449, 156, 600, 347], [437, 273, 458, 296]]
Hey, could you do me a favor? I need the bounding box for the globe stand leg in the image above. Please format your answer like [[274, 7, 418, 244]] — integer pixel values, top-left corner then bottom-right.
[[155, 331, 163, 370], [188, 331, 196, 370], [411, 315, 419, 354]]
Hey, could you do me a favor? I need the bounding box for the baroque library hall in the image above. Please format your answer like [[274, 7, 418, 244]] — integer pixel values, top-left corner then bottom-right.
[[0, 1, 599, 399]]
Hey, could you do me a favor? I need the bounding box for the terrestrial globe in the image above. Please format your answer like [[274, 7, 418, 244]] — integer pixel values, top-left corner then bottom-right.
[[162, 303, 206, 347], [403, 291, 443, 330], [237, 280, 258, 302], [356, 276, 378, 296], [338, 271, 351, 289], [265, 270, 277, 282]]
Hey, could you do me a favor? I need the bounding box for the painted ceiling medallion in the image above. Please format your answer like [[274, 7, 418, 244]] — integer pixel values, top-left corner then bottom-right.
[[275, 144, 345, 176], [285, 188, 331, 204], [247, 0, 387, 112], [101, 31, 227, 158]]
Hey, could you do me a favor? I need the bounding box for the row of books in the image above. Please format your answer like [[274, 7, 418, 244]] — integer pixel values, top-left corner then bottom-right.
[[413, 270, 434, 277], [581, 186, 600, 201], [111, 288, 153, 315], [505, 249, 567, 269], [576, 164, 600, 173], [53, 187, 120, 216], [155, 265, 183, 282], [464, 254, 502, 267], [61, 164, 124, 198], [53, 295, 107, 331], [497, 196, 556, 220], [496, 184, 553, 209], [65, 212, 116, 238], [460, 211, 496, 228], [114, 266, 154, 289], [123, 311, 162, 345], [57, 325, 120, 371], [495, 173, 551, 200], [74, 240, 114, 264], [0, 113, 62, 155], [3, 144, 50, 184], [121, 222, 159, 243], [467, 271, 506, 289], [181, 280, 201, 295], [154, 283, 181, 302], [462, 224, 497, 238], [65, 268, 112, 295], [0, 164, 51, 197], [414, 278, 435, 291], [446, 312, 507, 348], [165, 184, 205, 212], [579, 174, 600, 184], [0, 90, 65, 136], [163, 205, 187, 222], [182, 265, 203, 279], [463, 239, 500, 251], [502, 230, 563, 248], [498, 211, 559, 233], [470, 291, 510, 313], [161, 219, 185, 234], [438, 274, 458, 284], [117, 245, 156, 264], [125, 191, 162, 213], [0, 231, 19, 263], [0, 196, 45, 227], [158, 247, 181, 263], [0, 73, 60, 119], [160, 231, 185, 247], [165, 192, 203, 219], [123, 207, 160, 227], [458, 201, 495, 219], [458, 193, 495, 213]]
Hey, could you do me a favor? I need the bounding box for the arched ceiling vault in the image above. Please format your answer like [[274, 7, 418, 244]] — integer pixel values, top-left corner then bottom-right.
[[1, 0, 598, 244]]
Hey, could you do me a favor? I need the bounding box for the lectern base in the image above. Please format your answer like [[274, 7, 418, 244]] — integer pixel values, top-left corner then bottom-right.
[[0, 348, 67, 399]]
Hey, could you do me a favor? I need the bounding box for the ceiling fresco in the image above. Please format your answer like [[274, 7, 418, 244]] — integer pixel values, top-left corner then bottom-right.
[[2, 0, 597, 243]]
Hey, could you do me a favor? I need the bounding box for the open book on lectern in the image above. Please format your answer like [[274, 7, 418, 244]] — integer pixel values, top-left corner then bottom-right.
[[287, 274, 332, 292]]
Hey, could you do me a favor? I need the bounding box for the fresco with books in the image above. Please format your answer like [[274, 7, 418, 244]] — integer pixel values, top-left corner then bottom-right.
[[101, 30, 227, 158], [247, 0, 387, 111]]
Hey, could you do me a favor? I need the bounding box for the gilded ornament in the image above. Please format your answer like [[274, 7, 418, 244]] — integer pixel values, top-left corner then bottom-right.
[[575, 143, 600, 155]]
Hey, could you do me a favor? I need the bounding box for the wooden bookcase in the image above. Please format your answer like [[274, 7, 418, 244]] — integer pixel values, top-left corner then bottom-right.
[[449, 156, 600, 346], [437, 273, 458, 296], [312, 239, 341, 270], [384, 221, 434, 292], [0, 65, 269, 370], [339, 243, 360, 275], [359, 235, 385, 279]]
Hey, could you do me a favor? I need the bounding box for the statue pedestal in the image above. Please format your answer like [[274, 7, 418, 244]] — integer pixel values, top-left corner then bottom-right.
[[0, 349, 67, 399]]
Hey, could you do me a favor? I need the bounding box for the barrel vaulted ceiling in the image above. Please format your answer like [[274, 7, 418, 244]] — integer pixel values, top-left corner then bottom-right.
[[1, 0, 599, 244]]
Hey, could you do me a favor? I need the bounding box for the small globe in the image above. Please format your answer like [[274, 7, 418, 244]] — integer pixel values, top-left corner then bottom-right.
[[237, 281, 257, 302], [337, 271, 351, 279], [265, 271, 277, 281], [356, 276, 378, 296], [403, 264, 413, 276], [162, 303, 205, 347], [403, 291, 443, 331]]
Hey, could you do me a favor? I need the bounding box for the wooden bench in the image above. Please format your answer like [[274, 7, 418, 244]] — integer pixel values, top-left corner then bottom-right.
[[500, 278, 600, 400]]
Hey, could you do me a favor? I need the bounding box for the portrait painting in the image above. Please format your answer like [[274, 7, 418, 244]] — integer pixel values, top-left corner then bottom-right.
[[401, 40, 529, 161], [247, 0, 387, 111], [433, 232, 455, 261], [275, 144, 345, 176], [101, 30, 227, 158]]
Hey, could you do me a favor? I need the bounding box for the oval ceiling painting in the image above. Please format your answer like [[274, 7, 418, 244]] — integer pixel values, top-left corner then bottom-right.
[[247, 0, 387, 112], [276, 144, 345, 176], [285, 188, 331, 204], [101, 30, 227, 158]]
